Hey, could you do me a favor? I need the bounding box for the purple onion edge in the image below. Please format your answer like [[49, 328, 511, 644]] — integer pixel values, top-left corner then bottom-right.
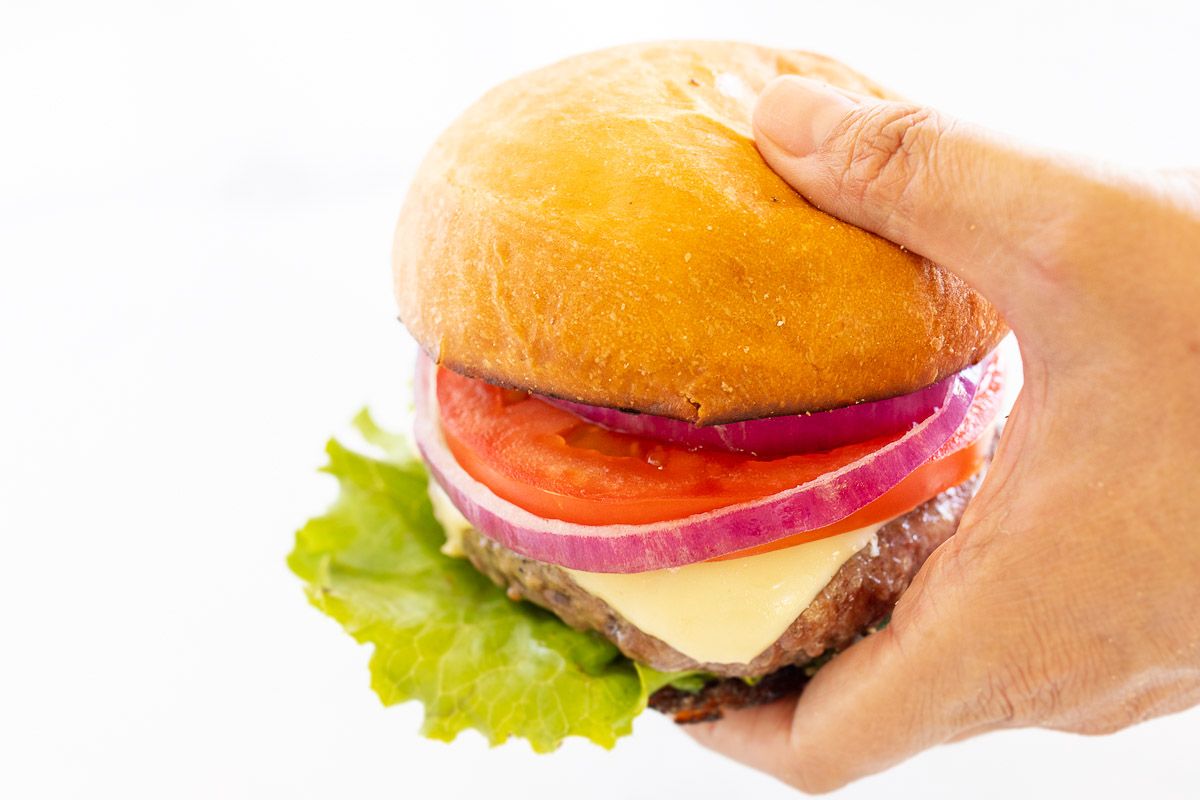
[[413, 356, 982, 573]]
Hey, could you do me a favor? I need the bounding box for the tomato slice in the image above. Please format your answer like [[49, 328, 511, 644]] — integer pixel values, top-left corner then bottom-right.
[[436, 357, 1004, 532], [438, 371, 901, 525]]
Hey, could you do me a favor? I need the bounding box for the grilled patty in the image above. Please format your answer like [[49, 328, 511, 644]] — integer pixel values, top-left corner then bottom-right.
[[460, 472, 981, 682]]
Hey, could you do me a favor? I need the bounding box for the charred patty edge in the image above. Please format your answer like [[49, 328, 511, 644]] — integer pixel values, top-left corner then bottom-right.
[[459, 470, 981, 679]]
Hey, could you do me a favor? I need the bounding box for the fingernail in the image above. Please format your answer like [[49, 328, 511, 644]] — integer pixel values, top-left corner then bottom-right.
[[754, 76, 858, 156]]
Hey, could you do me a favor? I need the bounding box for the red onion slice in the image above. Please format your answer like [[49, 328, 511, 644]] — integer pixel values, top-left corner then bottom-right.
[[413, 356, 982, 573], [542, 375, 956, 456]]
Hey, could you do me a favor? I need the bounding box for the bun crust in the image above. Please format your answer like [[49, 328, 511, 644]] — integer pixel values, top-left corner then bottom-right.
[[394, 41, 1006, 423]]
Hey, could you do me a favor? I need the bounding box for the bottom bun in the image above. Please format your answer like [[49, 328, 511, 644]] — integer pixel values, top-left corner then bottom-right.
[[650, 664, 811, 724]]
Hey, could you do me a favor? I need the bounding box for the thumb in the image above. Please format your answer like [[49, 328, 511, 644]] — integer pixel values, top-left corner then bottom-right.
[[752, 76, 1096, 332]]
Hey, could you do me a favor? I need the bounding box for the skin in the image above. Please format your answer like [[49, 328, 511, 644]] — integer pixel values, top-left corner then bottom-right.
[[686, 75, 1200, 792]]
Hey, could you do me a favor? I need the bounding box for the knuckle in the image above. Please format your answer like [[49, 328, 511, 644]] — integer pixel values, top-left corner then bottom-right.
[[1052, 687, 1147, 736], [971, 670, 1022, 725], [905, 544, 1077, 730], [962, 619, 1077, 729], [980, 659, 1065, 725], [834, 102, 948, 213], [1054, 661, 1200, 736]]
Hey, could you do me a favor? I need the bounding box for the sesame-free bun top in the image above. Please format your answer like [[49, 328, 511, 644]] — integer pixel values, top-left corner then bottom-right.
[[393, 41, 1006, 424]]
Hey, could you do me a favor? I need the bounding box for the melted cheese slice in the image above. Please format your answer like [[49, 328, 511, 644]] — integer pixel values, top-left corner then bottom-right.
[[567, 525, 882, 665], [427, 483, 882, 666]]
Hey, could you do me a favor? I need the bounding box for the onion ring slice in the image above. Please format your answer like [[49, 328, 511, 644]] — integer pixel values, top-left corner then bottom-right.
[[413, 355, 983, 573], [542, 374, 957, 456]]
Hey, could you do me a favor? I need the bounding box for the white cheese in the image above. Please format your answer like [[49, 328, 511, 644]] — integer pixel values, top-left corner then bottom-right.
[[427, 479, 883, 666], [567, 525, 882, 666]]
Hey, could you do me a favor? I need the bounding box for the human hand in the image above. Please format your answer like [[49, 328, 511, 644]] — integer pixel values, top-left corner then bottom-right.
[[687, 75, 1200, 792]]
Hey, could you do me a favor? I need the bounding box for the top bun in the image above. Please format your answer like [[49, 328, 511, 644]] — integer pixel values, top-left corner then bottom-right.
[[393, 41, 1006, 424]]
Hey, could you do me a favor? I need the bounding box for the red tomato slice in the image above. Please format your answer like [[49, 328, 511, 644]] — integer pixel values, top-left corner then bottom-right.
[[436, 358, 1005, 531], [438, 372, 900, 525]]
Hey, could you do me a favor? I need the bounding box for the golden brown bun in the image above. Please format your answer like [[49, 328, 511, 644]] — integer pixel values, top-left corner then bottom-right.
[[393, 41, 1007, 423]]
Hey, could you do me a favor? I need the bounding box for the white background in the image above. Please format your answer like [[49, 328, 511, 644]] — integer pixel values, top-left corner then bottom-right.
[[3, 1, 1198, 797]]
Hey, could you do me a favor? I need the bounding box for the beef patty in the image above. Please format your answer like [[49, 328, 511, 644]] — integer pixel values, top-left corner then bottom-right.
[[463, 472, 980, 668], [458, 471, 983, 718]]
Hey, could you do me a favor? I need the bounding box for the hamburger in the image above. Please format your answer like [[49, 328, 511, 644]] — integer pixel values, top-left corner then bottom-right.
[[291, 41, 1009, 750]]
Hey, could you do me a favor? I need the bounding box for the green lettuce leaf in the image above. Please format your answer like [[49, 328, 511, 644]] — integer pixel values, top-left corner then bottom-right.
[[288, 411, 706, 752]]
